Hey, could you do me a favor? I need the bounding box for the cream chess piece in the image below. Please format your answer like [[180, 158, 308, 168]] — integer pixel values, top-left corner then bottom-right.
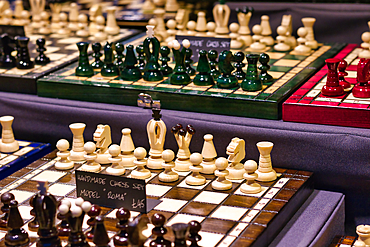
[[165, 19, 177, 44], [200, 134, 217, 174], [13, 0, 24, 25], [68, 2, 79, 31], [212, 157, 232, 191], [94, 16, 108, 42], [57, 12, 70, 36], [173, 124, 195, 172], [119, 128, 136, 168], [186, 21, 197, 36], [38, 11, 51, 35], [50, 2, 62, 31], [54, 139, 74, 170], [29, 0, 45, 30], [294, 27, 311, 54], [131, 147, 151, 179], [106, 144, 126, 176], [355, 225, 370, 247], [206, 22, 216, 37], [274, 26, 290, 51], [226, 137, 245, 180], [255, 141, 277, 182], [154, 9, 168, 40], [142, 0, 155, 13], [105, 6, 120, 35], [76, 14, 89, 37], [361, 30, 370, 50], [213, 0, 230, 37], [359, 32, 370, 59], [186, 153, 206, 186], [240, 160, 261, 194], [1, 9, 13, 25], [159, 149, 179, 182], [20, 10, 31, 32], [147, 109, 166, 169], [229, 23, 244, 49], [93, 124, 112, 164], [302, 17, 318, 49], [80, 142, 101, 172], [69, 123, 86, 162], [250, 25, 266, 51], [165, 0, 179, 12], [260, 15, 274, 46], [0, 116, 19, 153], [195, 11, 207, 36], [237, 8, 252, 47], [281, 14, 296, 48]]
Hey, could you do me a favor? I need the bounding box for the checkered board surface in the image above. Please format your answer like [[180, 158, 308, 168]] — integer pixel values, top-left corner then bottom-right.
[[329, 235, 357, 247], [37, 32, 345, 120], [282, 44, 370, 128], [0, 150, 313, 247], [0, 29, 140, 94], [0, 139, 51, 181]]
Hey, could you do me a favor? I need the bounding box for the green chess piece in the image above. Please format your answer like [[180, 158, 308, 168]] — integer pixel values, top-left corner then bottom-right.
[[120, 45, 141, 81], [241, 53, 263, 91], [184, 44, 196, 76], [159, 46, 173, 76], [193, 50, 214, 86], [75, 42, 94, 77], [216, 50, 238, 89], [136, 45, 145, 71], [259, 53, 274, 85], [169, 40, 190, 85], [143, 25, 163, 81], [114, 42, 125, 69], [91, 42, 104, 69], [101, 42, 119, 77], [233, 51, 246, 80], [208, 50, 221, 80]]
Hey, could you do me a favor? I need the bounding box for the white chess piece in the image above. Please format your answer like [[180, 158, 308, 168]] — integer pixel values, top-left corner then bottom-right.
[[142, 0, 155, 13], [165, 19, 177, 44], [195, 11, 207, 36], [281, 14, 296, 48], [2, 9, 13, 25], [359, 32, 370, 59], [68, 2, 79, 31], [13, 0, 24, 25], [165, 0, 179, 12], [38, 11, 51, 35], [106, 144, 126, 176], [240, 160, 262, 194], [0, 116, 19, 153], [80, 142, 101, 172], [94, 15, 108, 42], [294, 27, 311, 54], [237, 9, 252, 47], [119, 128, 136, 168], [229, 23, 244, 49], [274, 26, 290, 51], [186, 21, 197, 36], [154, 8, 168, 40], [260, 15, 274, 46], [186, 153, 206, 186], [76, 14, 89, 37], [54, 139, 74, 170], [105, 6, 120, 35], [212, 157, 232, 190], [200, 134, 217, 174], [159, 149, 179, 182], [302, 17, 318, 49], [173, 125, 195, 172], [147, 110, 166, 169], [250, 25, 266, 51], [93, 124, 112, 164], [213, 1, 230, 37], [57, 12, 70, 36], [355, 225, 370, 247], [131, 147, 151, 179], [226, 137, 246, 180], [255, 141, 277, 182], [206, 22, 216, 37], [68, 123, 86, 162], [361, 31, 370, 50]]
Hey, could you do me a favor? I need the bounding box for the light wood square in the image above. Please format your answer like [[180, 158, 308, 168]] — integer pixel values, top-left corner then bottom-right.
[[265, 52, 286, 60], [193, 191, 228, 204], [23, 224, 39, 237], [198, 231, 224, 247], [347, 71, 357, 78], [19, 205, 33, 220], [211, 206, 248, 221], [274, 59, 301, 67], [0, 155, 18, 165], [23, 170, 42, 180], [264, 86, 279, 94], [263, 188, 280, 199], [154, 198, 187, 212], [253, 198, 270, 210], [58, 38, 83, 44], [17, 141, 31, 146], [14, 147, 34, 156], [218, 236, 237, 247], [31, 170, 66, 182], [44, 46, 60, 54], [167, 213, 205, 225], [0, 231, 5, 239], [0, 69, 7, 73], [48, 53, 67, 61], [269, 71, 285, 79], [48, 184, 75, 196], [306, 89, 321, 98], [9, 190, 35, 203], [146, 184, 172, 197], [229, 223, 248, 237], [241, 209, 260, 223], [273, 177, 290, 188]]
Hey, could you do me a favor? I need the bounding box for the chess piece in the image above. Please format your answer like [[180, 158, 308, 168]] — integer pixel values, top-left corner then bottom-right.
[[250, 25, 266, 51], [121, 44, 142, 81], [136, 45, 146, 71], [184, 41, 196, 76], [165, 19, 177, 44], [113, 208, 130, 247], [0, 116, 19, 153], [240, 160, 262, 194], [94, 16, 108, 42], [28, 195, 39, 232], [14, 0, 24, 24], [213, 0, 230, 37], [359, 32, 370, 59], [147, 108, 166, 169], [172, 124, 195, 172], [169, 40, 190, 85], [57, 200, 70, 236], [101, 42, 119, 77], [76, 14, 89, 37], [106, 144, 126, 176], [88, 4, 102, 35], [353, 58, 370, 98], [142, 0, 155, 13], [0, 192, 14, 228], [355, 225, 370, 246], [69, 123, 86, 162], [131, 147, 151, 179], [206, 22, 216, 37], [50, 2, 62, 31], [150, 214, 171, 247], [0, 33, 16, 68], [208, 50, 221, 80], [76, 42, 94, 77], [68, 3, 79, 31], [321, 58, 344, 97], [20, 10, 31, 28], [114, 42, 125, 69], [241, 53, 263, 91], [255, 141, 277, 182], [159, 46, 173, 76], [38, 11, 51, 34], [229, 23, 244, 49], [154, 9, 168, 41], [281, 14, 296, 48], [186, 21, 197, 36], [217, 50, 238, 89], [159, 149, 179, 182], [127, 215, 149, 247], [226, 137, 246, 180], [274, 26, 291, 51], [259, 53, 273, 85], [175, 6, 190, 35], [119, 128, 136, 168], [86, 204, 101, 239], [186, 153, 206, 186], [80, 142, 101, 172], [16, 36, 34, 69], [338, 59, 351, 89], [236, 7, 253, 47], [143, 25, 163, 82], [260, 15, 274, 46], [294, 27, 311, 54], [1, 9, 13, 25], [57, 12, 70, 36], [200, 134, 217, 174], [188, 221, 201, 247], [93, 216, 110, 247], [302, 17, 318, 49], [232, 51, 246, 80], [194, 50, 214, 86], [91, 43, 104, 69], [5, 200, 30, 247], [105, 6, 120, 35], [171, 223, 188, 247], [35, 38, 50, 65], [93, 124, 112, 164], [212, 157, 232, 190], [195, 12, 207, 36], [165, 0, 179, 12], [55, 139, 74, 170]]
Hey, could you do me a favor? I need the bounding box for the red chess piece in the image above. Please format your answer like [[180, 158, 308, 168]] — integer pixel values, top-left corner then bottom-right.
[[353, 58, 370, 98], [321, 58, 344, 97], [338, 59, 351, 89], [86, 204, 101, 239]]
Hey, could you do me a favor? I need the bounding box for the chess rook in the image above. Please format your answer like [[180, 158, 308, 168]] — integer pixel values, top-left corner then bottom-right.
[[69, 123, 86, 162], [0, 116, 19, 153], [255, 141, 277, 182]]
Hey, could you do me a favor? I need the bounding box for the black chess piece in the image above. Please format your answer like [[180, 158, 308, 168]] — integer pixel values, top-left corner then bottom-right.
[[5, 200, 30, 247], [86, 204, 101, 240], [101, 42, 119, 77], [233, 51, 246, 80], [93, 216, 110, 247], [135, 44, 145, 71], [113, 207, 130, 247], [127, 215, 149, 247], [258, 53, 273, 85], [15, 36, 34, 69], [0, 33, 16, 68], [0, 192, 15, 228], [149, 213, 171, 247], [114, 42, 125, 69], [171, 223, 188, 247], [120, 44, 141, 81], [208, 50, 221, 80], [188, 221, 201, 247], [28, 194, 39, 232], [35, 38, 50, 65], [184, 46, 195, 76], [91, 42, 104, 69], [56, 201, 70, 236], [159, 46, 173, 76]]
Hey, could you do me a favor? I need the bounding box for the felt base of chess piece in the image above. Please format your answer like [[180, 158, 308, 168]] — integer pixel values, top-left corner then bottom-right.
[[255, 169, 277, 182], [217, 75, 239, 89], [353, 83, 370, 98], [120, 67, 142, 81], [321, 84, 344, 97], [193, 74, 214, 86], [174, 158, 191, 172]]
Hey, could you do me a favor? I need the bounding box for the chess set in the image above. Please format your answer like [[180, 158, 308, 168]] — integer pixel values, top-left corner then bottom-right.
[[329, 235, 357, 247], [282, 44, 370, 128]]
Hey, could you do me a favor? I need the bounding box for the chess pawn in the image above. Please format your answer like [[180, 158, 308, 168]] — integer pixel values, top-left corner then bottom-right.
[[14, 0, 24, 21], [76, 14, 89, 37], [250, 25, 266, 51], [68, 2, 79, 31], [80, 142, 101, 172], [186, 21, 197, 36], [255, 141, 277, 182], [206, 22, 216, 37], [213, 0, 230, 37], [5, 200, 30, 247], [2, 9, 13, 25], [294, 27, 311, 54], [95, 16, 108, 42], [69, 123, 86, 162], [302, 17, 318, 49], [142, 0, 155, 13], [338, 59, 351, 89], [165, 0, 179, 12], [131, 147, 151, 179], [147, 109, 166, 169], [186, 153, 206, 186], [353, 58, 370, 98], [274, 26, 290, 51], [57, 12, 70, 36], [86, 205, 101, 240], [188, 220, 202, 247], [119, 128, 136, 168], [154, 9, 168, 40], [226, 137, 246, 180], [240, 160, 262, 194], [105, 6, 120, 35], [165, 19, 177, 44], [200, 134, 217, 174], [356, 225, 370, 246], [260, 15, 274, 46], [361, 31, 370, 50], [0, 116, 19, 153], [212, 157, 232, 190], [38, 11, 51, 35], [195, 11, 207, 36], [20, 10, 31, 28], [113, 208, 130, 247], [229, 23, 244, 49], [159, 150, 179, 183], [54, 139, 74, 170], [106, 144, 126, 176], [359, 32, 370, 59]]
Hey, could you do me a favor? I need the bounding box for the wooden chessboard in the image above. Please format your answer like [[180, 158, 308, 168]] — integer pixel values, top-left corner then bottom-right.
[[37, 32, 345, 120], [282, 44, 370, 128], [0, 150, 313, 247], [0, 29, 140, 94], [329, 235, 357, 247], [0, 139, 51, 181]]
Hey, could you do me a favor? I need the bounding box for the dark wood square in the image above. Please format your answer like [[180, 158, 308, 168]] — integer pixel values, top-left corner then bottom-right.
[[230, 237, 254, 247], [263, 200, 286, 212], [163, 187, 200, 201], [274, 189, 295, 202], [201, 218, 237, 234], [223, 195, 258, 208], [274, 168, 286, 174], [10, 168, 32, 178], [43, 150, 57, 159], [342, 237, 356, 244], [66, 189, 77, 198], [57, 173, 76, 184], [148, 174, 184, 187], [240, 224, 266, 239], [27, 159, 48, 169], [253, 211, 277, 226], [104, 217, 118, 232], [284, 179, 305, 190], [284, 169, 297, 175], [180, 202, 217, 216], [0, 177, 17, 187], [15, 180, 40, 192], [295, 170, 313, 177]]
